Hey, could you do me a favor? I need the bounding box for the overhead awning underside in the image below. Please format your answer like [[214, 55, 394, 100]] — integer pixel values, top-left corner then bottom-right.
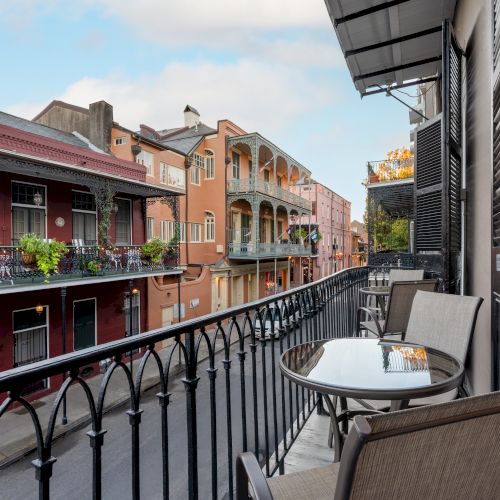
[[325, 0, 457, 95]]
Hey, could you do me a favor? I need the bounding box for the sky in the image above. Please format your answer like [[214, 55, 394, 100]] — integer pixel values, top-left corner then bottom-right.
[[0, 0, 414, 220]]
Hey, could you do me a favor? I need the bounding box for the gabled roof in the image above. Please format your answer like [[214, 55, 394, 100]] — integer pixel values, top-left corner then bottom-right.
[[32, 100, 89, 121], [184, 104, 200, 115], [0, 111, 95, 150]]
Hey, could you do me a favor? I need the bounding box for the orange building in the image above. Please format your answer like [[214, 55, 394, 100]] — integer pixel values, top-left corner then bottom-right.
[[33, 102, 312, 330]]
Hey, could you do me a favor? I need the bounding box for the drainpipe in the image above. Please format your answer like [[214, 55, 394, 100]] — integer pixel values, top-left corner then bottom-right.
[[61, 287, 67, 425], [184, 156, 192, 267]]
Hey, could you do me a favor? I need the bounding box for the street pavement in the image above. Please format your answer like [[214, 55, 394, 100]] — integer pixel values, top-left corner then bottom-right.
[[0, 332, 298, 500]]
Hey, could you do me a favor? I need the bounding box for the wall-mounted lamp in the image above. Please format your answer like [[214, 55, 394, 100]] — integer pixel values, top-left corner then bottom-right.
[[35, 304, 44, 314], [33, 192, 43, 207], [131, 288, 139, 295]]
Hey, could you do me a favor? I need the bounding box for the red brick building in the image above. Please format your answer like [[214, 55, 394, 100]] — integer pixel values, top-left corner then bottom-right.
[[0, 111, 182, 397]]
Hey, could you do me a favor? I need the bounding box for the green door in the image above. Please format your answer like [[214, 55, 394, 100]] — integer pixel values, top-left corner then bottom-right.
[[74, 299, 96, 350]]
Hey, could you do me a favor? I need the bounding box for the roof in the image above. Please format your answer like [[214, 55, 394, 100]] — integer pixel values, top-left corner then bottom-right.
[[325, 0, 457, 95], [160, 122, 217, 155], [32, 100, 89, 121], [0, 111, 95, 150]]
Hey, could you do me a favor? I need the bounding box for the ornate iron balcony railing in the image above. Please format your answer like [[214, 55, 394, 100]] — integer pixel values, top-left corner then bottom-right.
[[0, 244, 179, 287], [0, 266, 369, 500], [367, 158, 414, 185], [227, 179, 312, 211], [227, 241, 310, 258]]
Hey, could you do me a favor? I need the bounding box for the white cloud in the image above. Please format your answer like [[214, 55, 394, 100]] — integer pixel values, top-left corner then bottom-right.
[[8, 58, 338, 137]]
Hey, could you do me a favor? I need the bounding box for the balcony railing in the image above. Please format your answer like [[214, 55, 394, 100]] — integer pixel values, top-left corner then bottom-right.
[[367, 158, 414, 185], [227, 179, 312, 211], [0, 266, 368, 500], [228, 241, 310, 258], [0, 244, 179, 287]]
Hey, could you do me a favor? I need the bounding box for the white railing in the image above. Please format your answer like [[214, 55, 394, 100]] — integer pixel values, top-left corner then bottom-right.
[[228, 241, 310, 257], [227, 179, 312, 211]]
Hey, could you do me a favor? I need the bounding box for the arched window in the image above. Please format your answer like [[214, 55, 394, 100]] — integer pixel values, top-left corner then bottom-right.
[[205, 211, 215, 242], [205, 149, 215, 180]]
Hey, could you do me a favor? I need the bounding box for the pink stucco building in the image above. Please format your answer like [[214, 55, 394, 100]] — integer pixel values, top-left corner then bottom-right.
[[292, 180, 351, 281]]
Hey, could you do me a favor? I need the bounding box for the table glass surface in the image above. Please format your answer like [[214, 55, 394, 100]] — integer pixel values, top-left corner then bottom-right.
[[281, 339, 461, 393]]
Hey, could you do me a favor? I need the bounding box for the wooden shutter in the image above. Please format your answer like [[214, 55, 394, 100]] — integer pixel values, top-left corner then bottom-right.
[[494, 0, 500, 72], [415, 21, 462, 293]]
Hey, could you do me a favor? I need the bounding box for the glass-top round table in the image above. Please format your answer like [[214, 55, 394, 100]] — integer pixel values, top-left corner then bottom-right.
[[359, 286, 391, 317], [280, 338, 464, 461]]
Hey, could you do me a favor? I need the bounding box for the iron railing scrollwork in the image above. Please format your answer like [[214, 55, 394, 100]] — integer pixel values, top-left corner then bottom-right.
[[0, 266, 369, 500]]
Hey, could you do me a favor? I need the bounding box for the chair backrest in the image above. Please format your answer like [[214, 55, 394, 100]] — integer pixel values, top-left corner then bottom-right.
[[405, 291, 483, 363], [334, 391, 500, 500], [388, 269, 424, 286], [383, 280, 438, 335]]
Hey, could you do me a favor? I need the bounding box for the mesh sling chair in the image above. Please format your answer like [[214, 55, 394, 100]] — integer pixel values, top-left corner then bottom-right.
[[236, 390, 500, 500], [357, 280, 438, 338], [387, 268, 424, 285]]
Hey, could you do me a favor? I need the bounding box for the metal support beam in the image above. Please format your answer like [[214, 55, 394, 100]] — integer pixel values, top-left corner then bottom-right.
[[362, 76, 438, 96], [61, 287, 67, 425], [354, 56, 442, 82], [345, 26, 442, 57], [334, 0, 411, 27]]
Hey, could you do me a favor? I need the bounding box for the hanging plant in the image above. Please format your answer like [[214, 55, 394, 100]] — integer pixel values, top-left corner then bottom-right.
[[141, 238, 167, 263], [19, 234, 68, 282]]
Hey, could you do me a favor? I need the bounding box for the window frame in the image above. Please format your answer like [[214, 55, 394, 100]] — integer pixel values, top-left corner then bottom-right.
[[232, 152, 240, 180], [72, 190, 97, 244], [190, 222, 202, 243], [204, 211, 215, 242], [190, 166, 201, 186], [114, 197, 133, 245], [205, 149, 215, 180], [136, 149, 154, 177], [146, 217, 155, 240], [11, 180, 47, 243]]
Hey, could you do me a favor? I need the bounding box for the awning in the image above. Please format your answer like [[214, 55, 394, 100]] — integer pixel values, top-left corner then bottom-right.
[[324, 0, 457, 95]]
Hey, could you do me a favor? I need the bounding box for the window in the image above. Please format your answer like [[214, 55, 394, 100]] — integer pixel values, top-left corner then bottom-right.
[[136, 150, 154, 176], [190, 223, 202, 242], [205, 150, 215, 179], [179, 222, 186, 242], [72, 191, 97, 244], [73, 299, 96, 351], [190, 166, 201, 185], [114, 137, 127, 145], [12, 182, 46, 243], [277, 176, 282, 187], [147, 217, 154, 240], [205, 212, 215, 241], [115, 198, 132, 245], [161, 220, 175, 242], [161, 163, 185, 189], [264, 170, 270, 183], [232, 152, 240, 179], [193, 153, 205, 169]]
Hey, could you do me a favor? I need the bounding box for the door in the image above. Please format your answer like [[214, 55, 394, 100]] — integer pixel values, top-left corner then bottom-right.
[[73, 299, 96, 350], [161, 306, 174, 348], [232, 275, 244, 306]]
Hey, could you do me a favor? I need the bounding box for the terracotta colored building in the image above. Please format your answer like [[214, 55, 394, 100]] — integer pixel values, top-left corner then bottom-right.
[[34, 102, 313, 330], [0, 110, 182, 397], [291, 180, 352, 282]]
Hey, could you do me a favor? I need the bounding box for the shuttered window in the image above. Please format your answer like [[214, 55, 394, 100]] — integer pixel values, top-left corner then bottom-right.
[[494, 0, 500, 71], [493, 81, 500, 246]]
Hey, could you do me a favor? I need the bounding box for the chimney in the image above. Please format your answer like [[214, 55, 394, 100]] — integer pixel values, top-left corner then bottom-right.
[[89, 101, 113, 153], [183, 105, 200, 128]]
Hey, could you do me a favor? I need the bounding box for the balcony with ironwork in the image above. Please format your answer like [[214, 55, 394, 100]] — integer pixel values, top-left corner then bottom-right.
[[227, 178, 312, 212], [0, 266, 368, 499], [0, 244, 181, 293], [367, 158, 414, 187]]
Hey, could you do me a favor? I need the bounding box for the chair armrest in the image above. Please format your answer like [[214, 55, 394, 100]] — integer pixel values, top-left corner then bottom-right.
[[356, 307, 383, 337], [236, 452, 273, 500]]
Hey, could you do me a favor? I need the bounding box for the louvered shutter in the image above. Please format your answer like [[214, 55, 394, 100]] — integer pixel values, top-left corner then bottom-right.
[[494, 0, 500, 71], [415, 21, 462, 293]]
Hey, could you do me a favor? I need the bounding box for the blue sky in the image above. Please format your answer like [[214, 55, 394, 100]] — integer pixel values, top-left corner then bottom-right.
[[0, 0, 413, 220]]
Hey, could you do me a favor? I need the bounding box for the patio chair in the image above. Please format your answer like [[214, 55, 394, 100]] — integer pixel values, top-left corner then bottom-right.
[[388, 268, 424, 285], [106, 249, 122, 270], [126, 248, 142, 271], [236, 390, 500, 500], [357, 280, 438, 338], [403, 290, 483, 404]]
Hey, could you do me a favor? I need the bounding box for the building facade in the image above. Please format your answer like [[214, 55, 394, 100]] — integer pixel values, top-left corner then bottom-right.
[[0, 110, 182, 397]]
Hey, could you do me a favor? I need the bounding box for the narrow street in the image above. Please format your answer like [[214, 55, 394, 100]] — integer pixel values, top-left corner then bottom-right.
[[0, 336, 304, 500]]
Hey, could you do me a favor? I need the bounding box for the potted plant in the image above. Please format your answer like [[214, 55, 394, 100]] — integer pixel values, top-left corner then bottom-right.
[[141, 238, 166, 263], [19, 233, 68, 282], [86, 259, 102, 275]]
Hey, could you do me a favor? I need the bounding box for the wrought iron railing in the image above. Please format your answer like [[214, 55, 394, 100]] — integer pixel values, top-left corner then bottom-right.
[[0, 266, 369, 500], [368, 251, 415, 268], [367, 158, 414, 185], [227, 179, 312, 211], [227, 241, 310, 257], [0, 244, 179, 286]]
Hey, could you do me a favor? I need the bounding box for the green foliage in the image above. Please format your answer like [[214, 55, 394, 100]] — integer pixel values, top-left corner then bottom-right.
[[141, 238, 167, 263], [294, 228, 308, 241], [20, 234, 68, 282], [86, 260, 101, 274]]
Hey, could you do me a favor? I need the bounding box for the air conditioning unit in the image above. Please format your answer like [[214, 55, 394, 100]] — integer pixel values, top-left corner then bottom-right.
[[216, 245, 224, 253]]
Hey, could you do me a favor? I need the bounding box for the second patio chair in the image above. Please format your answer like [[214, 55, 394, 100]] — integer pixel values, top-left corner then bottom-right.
[[236, 390, 500, 500], [357, 279, 438, 338]]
